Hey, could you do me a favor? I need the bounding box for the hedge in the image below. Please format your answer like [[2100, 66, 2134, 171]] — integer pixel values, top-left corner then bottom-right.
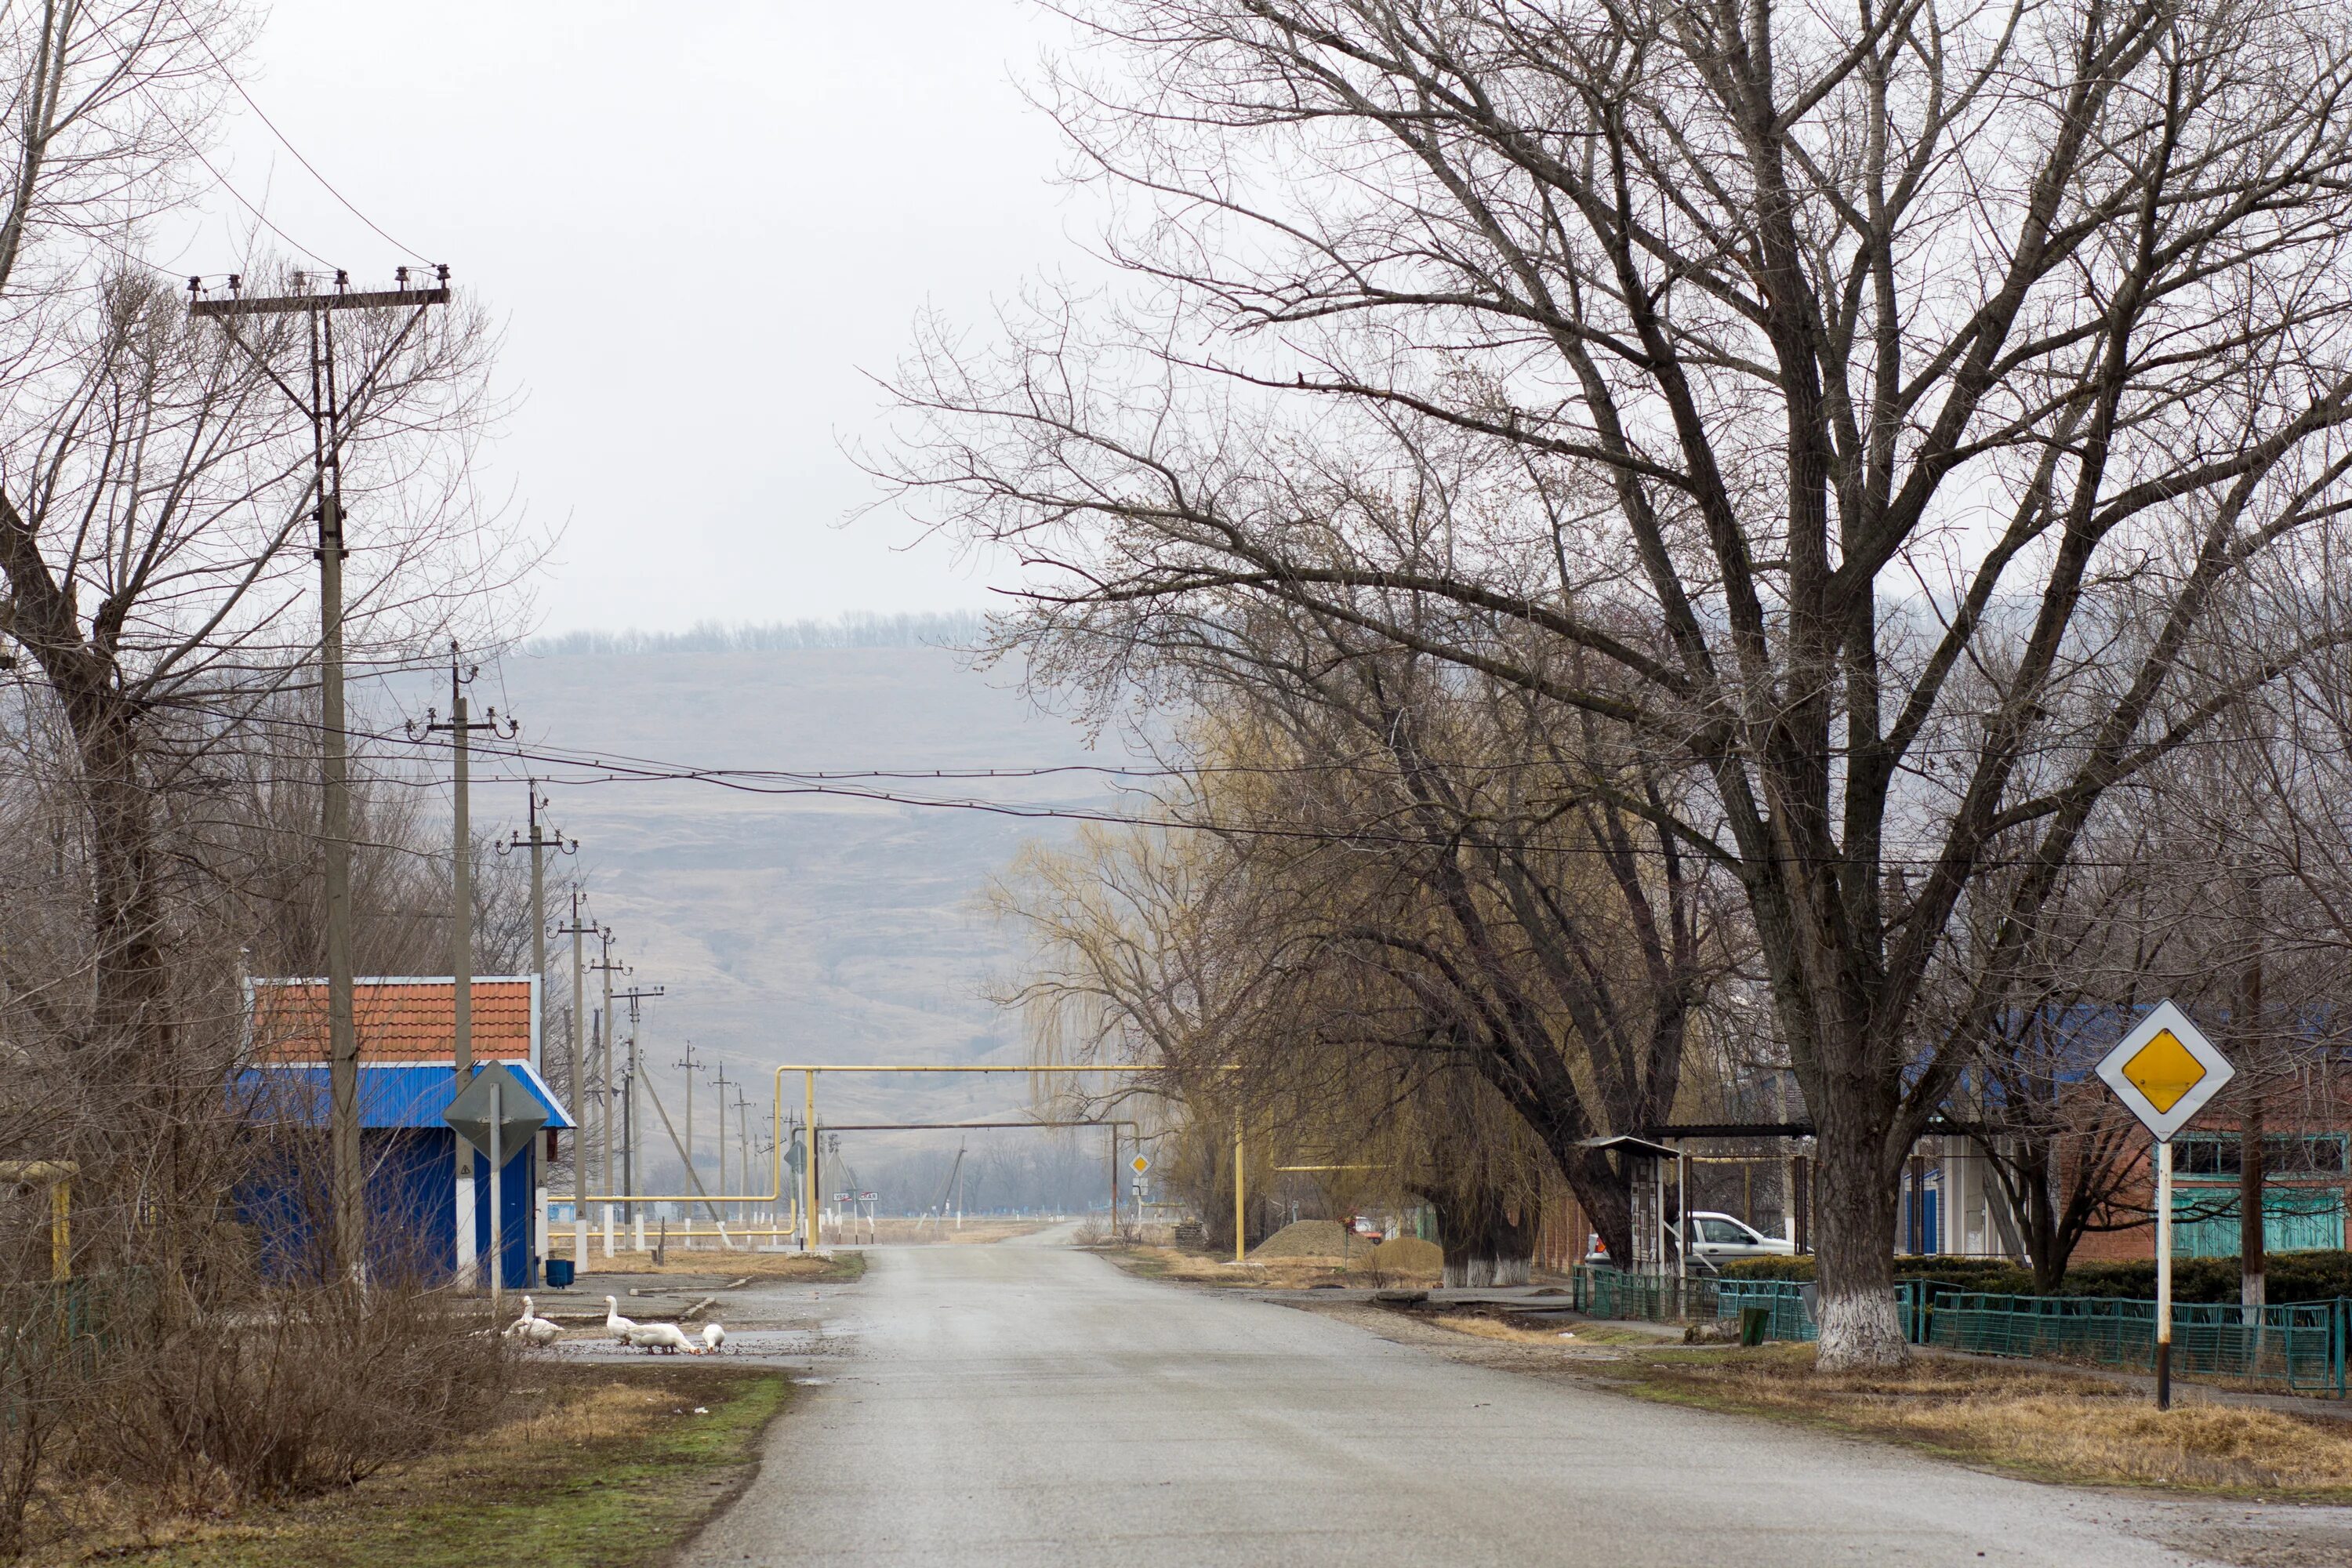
[[1716, 1250, 2352, 1304]]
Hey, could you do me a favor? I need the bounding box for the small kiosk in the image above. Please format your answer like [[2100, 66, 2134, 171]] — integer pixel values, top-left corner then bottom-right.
[[1578, 1134, 1680, 1275]]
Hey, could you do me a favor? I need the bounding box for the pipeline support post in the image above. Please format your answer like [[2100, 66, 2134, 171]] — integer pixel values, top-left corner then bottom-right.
[[1234, 1116, 1246, 1265], [803, 1069, 818, 1252]]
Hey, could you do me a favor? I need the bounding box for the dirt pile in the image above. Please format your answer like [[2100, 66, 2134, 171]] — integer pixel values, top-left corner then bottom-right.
[[1249, 1220, 1360, 1259]]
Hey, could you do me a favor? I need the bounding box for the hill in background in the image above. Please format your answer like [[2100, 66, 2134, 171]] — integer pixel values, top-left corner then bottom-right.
[[382, 616, 1134, 1210]]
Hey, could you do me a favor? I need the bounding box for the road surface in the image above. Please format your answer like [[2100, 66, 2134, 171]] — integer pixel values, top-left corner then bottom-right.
[[684, 1243, 2311, 1566]]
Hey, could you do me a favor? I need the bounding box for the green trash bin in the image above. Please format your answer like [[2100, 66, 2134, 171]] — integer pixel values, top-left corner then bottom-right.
[[1739, 1305, 1771, 1347]]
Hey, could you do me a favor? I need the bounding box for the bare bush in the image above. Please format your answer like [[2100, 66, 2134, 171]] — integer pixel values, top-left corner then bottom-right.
[[89, 1279, 510, 1508]]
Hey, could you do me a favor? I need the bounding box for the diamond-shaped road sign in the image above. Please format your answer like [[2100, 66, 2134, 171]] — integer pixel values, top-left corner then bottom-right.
[[1131, 1154, 1150, 1175], [443, 1062, 546, 1164], [2094, 999, 2234, 1142]]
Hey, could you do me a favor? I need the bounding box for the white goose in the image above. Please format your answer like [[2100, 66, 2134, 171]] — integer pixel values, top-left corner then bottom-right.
[[622, 1320, 698, 1355], [700, 1322, 725, 1354], [504, 1294, 561, 1347], [604, 1295, 639, 1338]]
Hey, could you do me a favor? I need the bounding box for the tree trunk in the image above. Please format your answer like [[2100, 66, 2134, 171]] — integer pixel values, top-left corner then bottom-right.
[[1809, 1101, 1907, 1368], [1430, 1188, 1535, 1287]]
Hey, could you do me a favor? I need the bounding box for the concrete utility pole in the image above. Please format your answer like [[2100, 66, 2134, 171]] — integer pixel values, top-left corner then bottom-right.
[[676, 1040, 702, 1206], [504, 783, 575, 1067], [191, 266, 452, 1283], [615, 985, 666, 1226], [711, 1062, 731, 1226], [556, 890, 595, 1269], [589, 928, 626, 1240], [733, 1083, 753, 1231], [419, 642, 514, 1288]]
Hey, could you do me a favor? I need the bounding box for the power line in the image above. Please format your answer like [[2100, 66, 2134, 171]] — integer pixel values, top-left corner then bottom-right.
[[163, 0, 434, 263]]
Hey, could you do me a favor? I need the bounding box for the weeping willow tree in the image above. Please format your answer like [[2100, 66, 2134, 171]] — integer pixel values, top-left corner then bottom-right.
[[995, 644, 1743, 1270]]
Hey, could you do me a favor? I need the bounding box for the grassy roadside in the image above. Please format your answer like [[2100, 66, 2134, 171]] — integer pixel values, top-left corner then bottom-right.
[[55, 1363, 789, 1568], [579, 1250, 867, 1283], [1097, 1244, 1436, 1291], [1593, 1341, 2352, 1501]]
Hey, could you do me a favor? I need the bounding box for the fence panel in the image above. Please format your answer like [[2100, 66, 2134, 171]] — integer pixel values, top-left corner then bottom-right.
[[1572, 1266, 1719, 1324], [1927, 1291, 2342, 1394]]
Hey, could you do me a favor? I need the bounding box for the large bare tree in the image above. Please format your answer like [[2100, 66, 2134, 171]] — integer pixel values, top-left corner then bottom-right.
[[894, 0, 2352, 1363]]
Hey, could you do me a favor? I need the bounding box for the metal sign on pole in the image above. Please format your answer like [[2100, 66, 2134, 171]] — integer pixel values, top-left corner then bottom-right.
[[2094, 999, 2235, 1410], [1131, 1154, 1150, 1175]]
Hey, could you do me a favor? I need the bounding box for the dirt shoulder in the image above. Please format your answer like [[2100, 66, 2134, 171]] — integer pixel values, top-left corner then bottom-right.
[[1092, 1243, 1439, 1291], [1293, 1299, 2352, 1566], [52, 1362, 789, 1568]]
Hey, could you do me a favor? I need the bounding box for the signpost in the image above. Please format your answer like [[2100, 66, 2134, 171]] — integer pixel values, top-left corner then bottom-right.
[[445, 1062, 548, 1315], [1130, 1154, 1149, 1176], [2094, 1000, 2234, 1410]]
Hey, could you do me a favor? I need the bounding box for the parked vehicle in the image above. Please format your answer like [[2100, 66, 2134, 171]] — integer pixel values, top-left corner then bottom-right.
[[1682, 1212, 1796, 1266], [1584, 1211, 1795, 1270]]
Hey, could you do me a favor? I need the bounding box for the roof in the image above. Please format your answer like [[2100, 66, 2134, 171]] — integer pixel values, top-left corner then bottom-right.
[[1578, 1134, 1680, 1160], [238, 1062, 575, 1131], [249, 978, 539, 1067]]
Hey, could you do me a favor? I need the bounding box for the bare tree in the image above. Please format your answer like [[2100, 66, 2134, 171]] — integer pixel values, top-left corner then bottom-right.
[[893, 0, 2352, 1364]]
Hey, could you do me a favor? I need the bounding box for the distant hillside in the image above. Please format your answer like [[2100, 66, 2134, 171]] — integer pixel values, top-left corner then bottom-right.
[[411, 639, 1128, 1204], [529, 612, 987, 658]]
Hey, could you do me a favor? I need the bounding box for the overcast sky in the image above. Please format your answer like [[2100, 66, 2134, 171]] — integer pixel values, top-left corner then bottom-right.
[[175, 2, 1091, 636]]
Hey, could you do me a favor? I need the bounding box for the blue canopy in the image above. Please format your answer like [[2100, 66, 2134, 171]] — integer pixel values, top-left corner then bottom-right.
[[238, 1062, 575, 1131]]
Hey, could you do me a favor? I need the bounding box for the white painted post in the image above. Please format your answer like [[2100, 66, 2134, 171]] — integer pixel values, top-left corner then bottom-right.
[[489, 1077, 503, 1317], [455, 1163, 477, 1289], [2157, 1137, 2174, 1410]]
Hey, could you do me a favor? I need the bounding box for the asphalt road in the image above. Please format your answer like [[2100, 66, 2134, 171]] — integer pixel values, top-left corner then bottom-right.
[[683, 1243, 2272, 1566]]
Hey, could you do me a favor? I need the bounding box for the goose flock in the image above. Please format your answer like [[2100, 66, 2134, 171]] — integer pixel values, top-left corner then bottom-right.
[[601, 1294, 725, 1355]]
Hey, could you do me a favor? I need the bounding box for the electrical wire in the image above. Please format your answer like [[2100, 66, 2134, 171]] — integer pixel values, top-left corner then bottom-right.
[[164, 0, 434, 263]]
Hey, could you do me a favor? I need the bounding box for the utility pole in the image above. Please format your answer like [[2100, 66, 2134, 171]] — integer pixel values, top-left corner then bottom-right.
[[615, 985, 666, 1236], [711, 1062, 731, 1229], [588, 929, 626, 1229], [503, 782, 575, 1070], [416, 642, 515, 1289], [733, 1081, 753, 1232], [191, 265, 452, 1283], [555, 890, 595, 1269], [676, 1040, 702, 1212]]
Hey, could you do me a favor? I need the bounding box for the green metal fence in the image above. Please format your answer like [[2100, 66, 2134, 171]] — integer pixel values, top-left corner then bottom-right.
[[1573, 1265, 2352, 1397], [1927, 1292, 2350, 1396], [1572, 1265, 1719, 1324], [1713, 1278, 1817, 1342]]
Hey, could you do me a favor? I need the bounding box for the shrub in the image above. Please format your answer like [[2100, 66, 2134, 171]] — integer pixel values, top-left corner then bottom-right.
[[1715, 1250, 2352, 1304], [88, 1279, 510, 1507]]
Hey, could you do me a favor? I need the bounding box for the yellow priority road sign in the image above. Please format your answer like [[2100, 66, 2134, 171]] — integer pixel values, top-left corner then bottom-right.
[[2094, 1000, 2234, 1142], [1131, 1154, 1150, 1175]]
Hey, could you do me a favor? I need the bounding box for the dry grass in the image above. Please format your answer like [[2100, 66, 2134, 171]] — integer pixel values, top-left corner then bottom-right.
[[1610, 1343, 2352, 1498], [1428, 1313, 1660, 1347], [44, 1361, 787, 1567], [1435, 1313, 1576, 1345], [1108, 1243, 1441, 1291], [580, 1249, 864, 1282], [853, 1219, 1059, 1247], [1367, 1236, 1443, 1273], [1107, 1246, 1349, 1289]]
